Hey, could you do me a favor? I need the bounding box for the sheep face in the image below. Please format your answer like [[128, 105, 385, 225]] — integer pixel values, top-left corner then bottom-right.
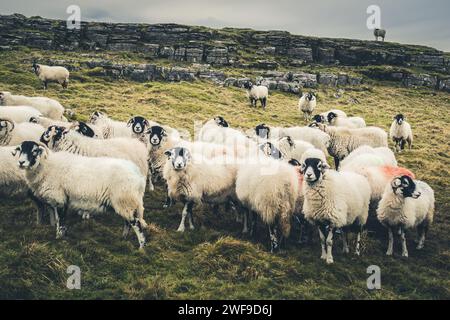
[[32, 62, 40, 75], [255, 124, 270, 139], [75, 122, 96, 138], [127, 116, 149, 134], [214, 116, 229, 127], [394, 114, 405, 125], [243, 81, 253, 90], [259, 142, 282, 159], [391, 175, 421, 199], [146, 125, 167, 146], [280, 136, 294, 148], [14, 141, 47, 170], [40, 126, 66, 147], [327, 112, 338, 124], [165, 147, 191, 171], [89, 111, 104, 124], [301, 158, 330, 184], [312, 115, 323, 123], [306, 92, 315, 101], [288, 159, 301, 167]]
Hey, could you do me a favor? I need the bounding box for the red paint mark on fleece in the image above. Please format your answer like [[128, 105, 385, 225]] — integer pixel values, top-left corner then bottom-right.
[[296, 170, 304, 185], [381, 166, 415, 179]]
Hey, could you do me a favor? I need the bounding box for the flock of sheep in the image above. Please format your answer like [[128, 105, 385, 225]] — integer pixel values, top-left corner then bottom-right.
[[0, 62, 435, 265]]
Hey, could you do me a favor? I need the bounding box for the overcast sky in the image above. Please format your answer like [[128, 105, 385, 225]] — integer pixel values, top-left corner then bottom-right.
[[1, 0, 449, 51]]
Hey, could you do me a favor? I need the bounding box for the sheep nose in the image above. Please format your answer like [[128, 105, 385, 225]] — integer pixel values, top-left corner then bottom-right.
[[18, 161, 25, 166]]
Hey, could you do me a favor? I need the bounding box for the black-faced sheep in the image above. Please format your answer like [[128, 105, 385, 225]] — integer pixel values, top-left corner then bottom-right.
[[244, 81, 269, 108], [389, 114, 413, 153], [32, 62, 70, 89]]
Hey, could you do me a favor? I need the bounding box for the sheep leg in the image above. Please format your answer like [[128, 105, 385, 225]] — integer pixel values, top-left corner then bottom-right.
[[400, 140, 406, 151], [400, 227, 408, 257], [333, 157, 340, 170], [62, 80, 68, 89], [177, 202, 189, 232], [268, 224, 280, 253], [187, 202, 195, 230], [163, 195, 173, 208], [250, 211, 258, 237], [122, 220, 131, 238], [416, 223, 428, 250], [242, 209, 248, 234], [386, 227, 394, 255], [43, 81, 48, 90], [325, 227, 334, 264], [342, 231, 350, 254], [261, 97, 267, 109], [355, 228, 362, 256], [130, 217, 146, 250], [318, 226, 327, 260], [28, 191, 46, 225], [53, 207, 67, 239]]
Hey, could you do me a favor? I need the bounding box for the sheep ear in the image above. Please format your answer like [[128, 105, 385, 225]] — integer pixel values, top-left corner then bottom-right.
[[145, 127, 152, 135], [391, 178, 402, 188], [320, 162, 330, 171], [164, 149, 173, 159], [11, 146, 20, 157], [127, 118, 134, 127], [143, 119, 149, 127], [161, 128, 167, 136]]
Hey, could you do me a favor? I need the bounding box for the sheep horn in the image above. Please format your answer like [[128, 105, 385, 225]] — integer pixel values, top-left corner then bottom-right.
[[0, 117, 15, 131]]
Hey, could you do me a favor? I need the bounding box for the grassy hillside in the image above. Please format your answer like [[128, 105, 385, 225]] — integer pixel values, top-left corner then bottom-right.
[[0, 49, 449, 299]]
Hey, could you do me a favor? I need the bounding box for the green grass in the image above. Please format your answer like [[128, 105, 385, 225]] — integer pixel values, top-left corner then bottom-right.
[[0, 49, 449, 299]]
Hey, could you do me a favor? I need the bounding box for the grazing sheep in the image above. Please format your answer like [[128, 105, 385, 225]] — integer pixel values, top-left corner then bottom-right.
[[298, 92, 316, 122], [377, 175, 434, 257], [235, 156, 300, 252], [389, 114, 413, 152], [254, 124, 330, 155], [32, 62, 70, 89], [327, 112, 366, 128], [89, 111, 132, 139], [0, 118, 45, 146], [0, 91, 66, 121], [13, 141, 148, 249], [301, 155, 371, 264], [40, 125, 150, 190], [162, 147, 238, 232], [0, 146, 46, 224], [244, 81, 269, 108], [374, 28, 386, 41], [316, 123, 388, 169], [0, 106, 42, 123]]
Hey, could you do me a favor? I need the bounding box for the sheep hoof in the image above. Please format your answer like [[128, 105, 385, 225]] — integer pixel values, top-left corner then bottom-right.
[[189, 225, 195, 230], [386, 250, 393, 256], [326, 257, 334, 264], [416, 244, 424, 250], [355, 250, 360, 256], [401, 252, 409, 258], [320, 254, 327, 260], [343, 247, 350, 254], [177, 227, 185, 233]]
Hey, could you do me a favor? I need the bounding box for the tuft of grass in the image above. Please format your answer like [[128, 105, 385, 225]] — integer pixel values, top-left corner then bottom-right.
[[0, 48, 449, 299]]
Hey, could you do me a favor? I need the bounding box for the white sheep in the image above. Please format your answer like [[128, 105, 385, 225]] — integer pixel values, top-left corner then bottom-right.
[[377, 175, 434, 257], [327, 112, 366, 128], [301, 155, 370, 264], [254, 124, 330, 155], [340, 146, 397, 170], [32, 62, 70, 89], [298, 92, 316, 122], [319, 109, 347, 123], [89, 111, 132, 139], [0, 91, 66, 120], [0, 118, 45, 146], [13, 141, 148, 249], [244, 82, 269, 108], [0, 146, 46, 224], [235, 156, 301, 252], [40, 125, 151, 190], [162, 147, 238, 232], [0, 106, 42, 123], [389, 114, 413, 152], [316, 123, 388, 169]]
